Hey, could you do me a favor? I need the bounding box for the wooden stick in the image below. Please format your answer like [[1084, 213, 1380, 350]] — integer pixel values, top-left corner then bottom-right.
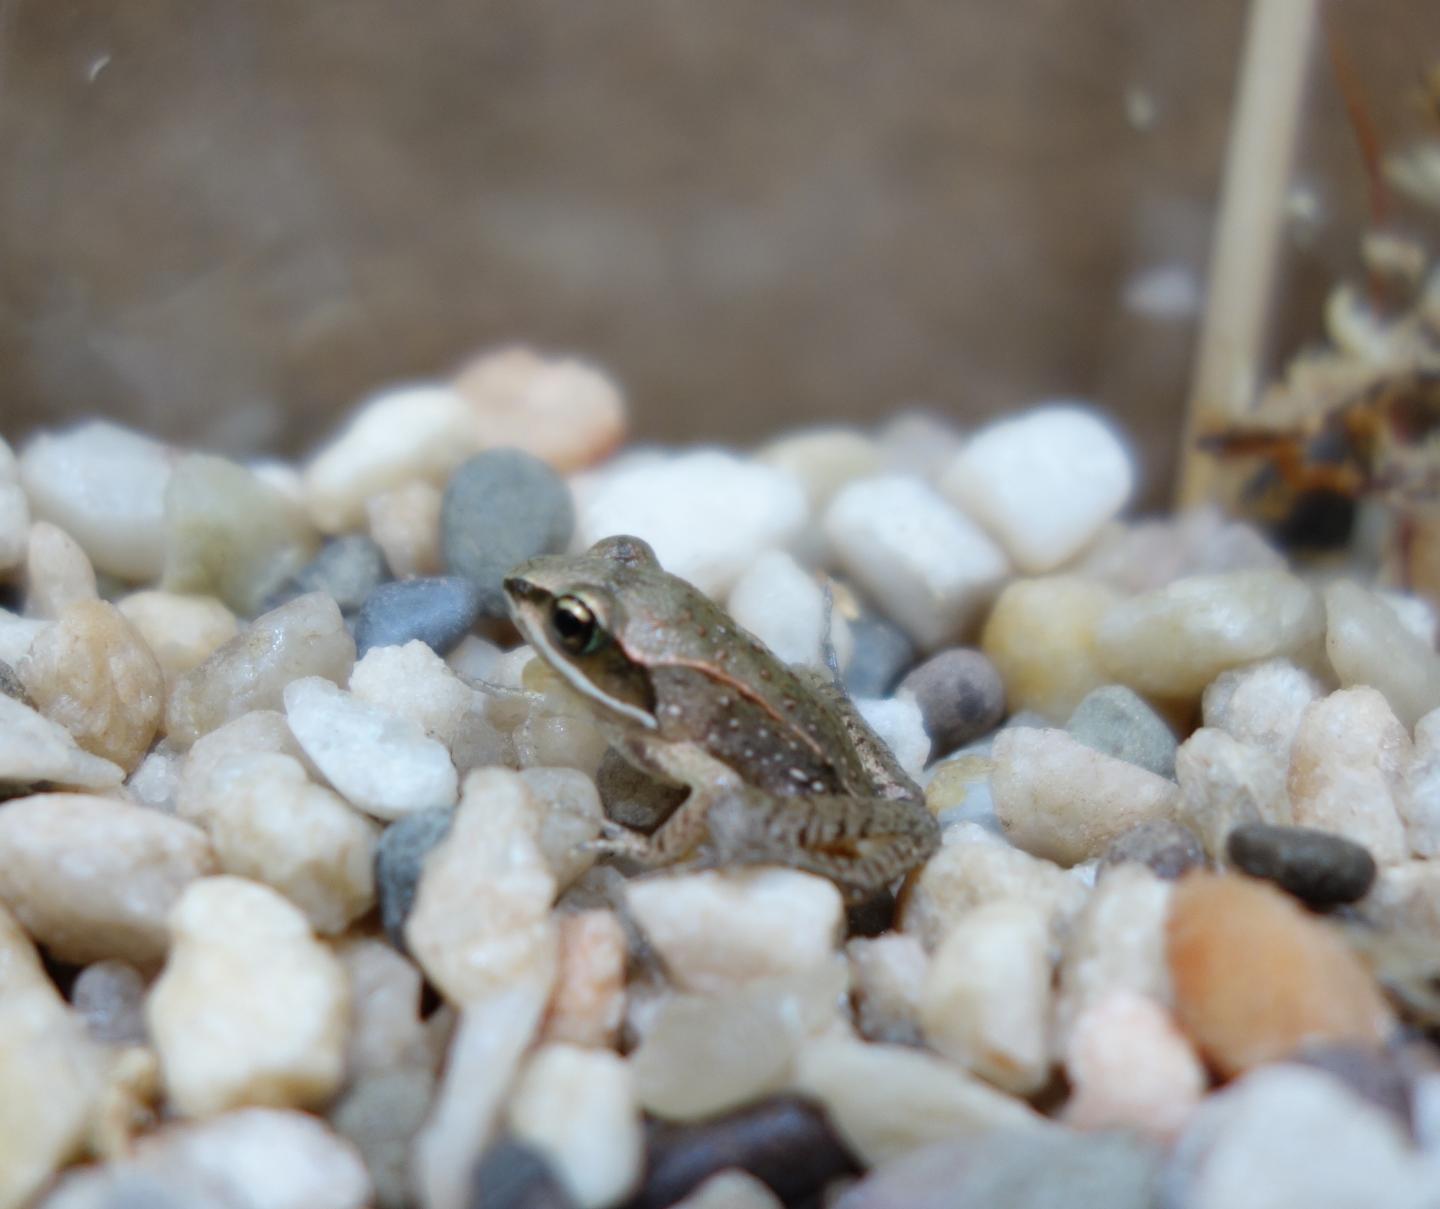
[[1178, 0, 1319, 508]]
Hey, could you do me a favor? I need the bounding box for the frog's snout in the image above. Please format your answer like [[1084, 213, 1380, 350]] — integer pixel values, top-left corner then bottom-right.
[[501, 574, 535, 603]]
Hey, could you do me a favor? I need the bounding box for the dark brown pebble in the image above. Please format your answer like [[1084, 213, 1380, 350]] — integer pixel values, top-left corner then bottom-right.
[[1226, 822, 1377, 909], [626, 1095, 858, 1209], [596, 747, 688, 835], [846, 887, 897, 938]]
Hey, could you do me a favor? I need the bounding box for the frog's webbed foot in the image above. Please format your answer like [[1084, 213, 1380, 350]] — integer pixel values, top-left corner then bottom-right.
[[584, 792, 714, 868]]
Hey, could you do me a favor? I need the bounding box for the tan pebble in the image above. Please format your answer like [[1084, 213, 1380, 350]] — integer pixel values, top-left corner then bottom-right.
[[543, 910, 626, 1048], [117, 591, 239, 683], [1287, 687, 1410, 863], [24, 521, 98, 619], [453, 345, 627, 473], [1063, 990, 1205, 1139], [19, 599, 164, 772], [847, 933, 928, 1045], [1325, 580, 1440, 729], [1166, 872, 1392, 1078], [0, 793, 214, 967], [981, 576, 1120, 720], [367, 481, 444, 578], [175, 709, 313, 823]]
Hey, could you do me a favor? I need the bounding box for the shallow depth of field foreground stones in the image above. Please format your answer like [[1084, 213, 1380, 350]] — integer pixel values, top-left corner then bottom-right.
[[7, 355, 1440, 1209]]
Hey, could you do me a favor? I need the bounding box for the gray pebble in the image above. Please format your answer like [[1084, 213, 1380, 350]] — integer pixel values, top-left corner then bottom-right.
[[1101, 820, 1206, 880], [441, 450, 575, 617], [1066, 685, 1177, 779], [898, 648, 1005, 756], [71, 959, 148, 1045], [354, 576, 483, 657], [267, 535, 388, 614], [1226, 822, 1377, 908], [469, 1138, 577, 1209], [0, 659, 31, 707], [843, 617, 916, 698], [595, 747, 687, 834], [375, 807, 455, 951]]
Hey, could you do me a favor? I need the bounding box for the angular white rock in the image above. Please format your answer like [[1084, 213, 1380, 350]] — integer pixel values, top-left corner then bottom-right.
[[1095, 571, 1325, 699], [1201, 658, 1324, 763], [898, 821, 1090, 949], [1287, 687, 1410, 863], [338, 938, 430, 1079], [576, 451, 807, 597], [0, 609, 47, 667], [939, 404, 1135, 573], [1325, 580, 1440, 729], [24, 521, 99, 618], [626, 869, 843, 993], [302, 384, 478, 533], [920, 898, 1052, 1093], [147, 876, 349, 1118], [990, 727, 1180, 866], [19, 421, 173, 581], [196, 752, 378, 934], [0, 792, 214, 966], [1054, 863, 1173, 1045], [1176, 728, 1291, 859], [855, 694, 931, 780], [176, 710, 313, 823], [824, 476, 1009, 650], [1402, 708, 1440, 857], [518, 767, 605, 888], [284, 676, 458, 819], [349, 640, 479, 752], [792, 1037, 1042, 1166], [509, 1044, 643, 1209], [727, 549, 850, 671], [1063, 990, 1205, 1139], [126, 747, 182, 812], [1363, 860, 1440, 939], [405, 769, 557, 1004], [1172, 1065, 1433, 1209], [848, 933, 929, 1045], [0, 693, 125, 790]]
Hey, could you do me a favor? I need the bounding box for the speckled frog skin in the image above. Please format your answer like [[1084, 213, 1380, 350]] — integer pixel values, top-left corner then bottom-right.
[[503, 535, 940, 902]]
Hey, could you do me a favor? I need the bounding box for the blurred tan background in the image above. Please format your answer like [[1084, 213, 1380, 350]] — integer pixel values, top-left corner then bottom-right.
[[1, 1, 1436, 505]]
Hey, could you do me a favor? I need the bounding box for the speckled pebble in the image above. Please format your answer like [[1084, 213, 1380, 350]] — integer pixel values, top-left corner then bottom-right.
[[441, 449, 575, 616], [353, 576, 482, 657], [897, 648, 1005, 757], [1101, 819, 1206, 880], [1066, 685, 1177, 779], [842, 616, 916, 699], [1225, 822, 1377, 908], [268, 534, 389, 614], [375, 807, 456, 951]]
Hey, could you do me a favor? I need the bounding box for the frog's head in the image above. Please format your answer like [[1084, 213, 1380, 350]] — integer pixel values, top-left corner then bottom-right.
[[502, 535, 661, 729]]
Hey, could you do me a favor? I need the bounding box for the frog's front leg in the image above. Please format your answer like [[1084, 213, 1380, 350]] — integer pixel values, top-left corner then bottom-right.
[[704, 790, 940, 903]]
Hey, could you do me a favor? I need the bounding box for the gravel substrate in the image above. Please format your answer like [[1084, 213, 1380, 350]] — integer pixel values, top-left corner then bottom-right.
[[4, 345, 1440, 1208]]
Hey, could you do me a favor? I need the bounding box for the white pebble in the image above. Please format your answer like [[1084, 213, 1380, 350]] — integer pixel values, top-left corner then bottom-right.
[[898, 821, 1090, 949], [349, 640, 479, 752], [1201, 658, 1324, 763], [670, 1172, 784, 1209], [366, 481, 444, 578], [1176, 729, 1290, 859], [626, 868, 843, 993], [0, 792, 214, 966], [1287, 687, 1410, 863], [576, 451, 807, 597], [727, 550, 843, 670], [509, 1044, 643, 1208], [1325, 580, 1440, 728], [920, 898, 1052, 1093], [194, 752, 378, 934], [405, 769, 557, 1004], [1063, 990, 1204, 1139], [825, 476, 1009, 650], [939, 404, 1135, 573], [176, 709, 313, 822], [338, 937, 430, 1080], [117, 590, 239, 683], [855, 695, 931, 780], [146, 876, 349, 1118], [847, 934, 928, 1045], [302, 384, 477, 533], [519, 767, 605, 888], [1095, 571, 1325, 699], [19, 421, 173, 581], [1402, 709, 1440, 857], [990, 727, 1181, 866], [792, 1037, 1042, 1167], [756, 426, 882, 512], [0, 693, 124, 791], [284, 676, 458, 820], [0, 608, 47, 667], [24, 521, 98, 618]]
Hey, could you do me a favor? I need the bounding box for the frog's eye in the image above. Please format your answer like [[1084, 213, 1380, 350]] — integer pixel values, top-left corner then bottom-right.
[[550, 595, 604, 655]]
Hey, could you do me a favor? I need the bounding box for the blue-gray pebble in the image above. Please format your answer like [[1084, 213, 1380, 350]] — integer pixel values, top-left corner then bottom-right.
[[354, 576, 482, 657], [1066, 685, 1177, 780], [266, 534, 388, 614], [375, 807, 455, 952], [844, 616, 916, 698], [441, 449, 575, 617]]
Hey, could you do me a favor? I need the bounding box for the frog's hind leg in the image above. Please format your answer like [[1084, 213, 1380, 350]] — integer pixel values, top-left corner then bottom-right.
[[704, 791, 941, 904]]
